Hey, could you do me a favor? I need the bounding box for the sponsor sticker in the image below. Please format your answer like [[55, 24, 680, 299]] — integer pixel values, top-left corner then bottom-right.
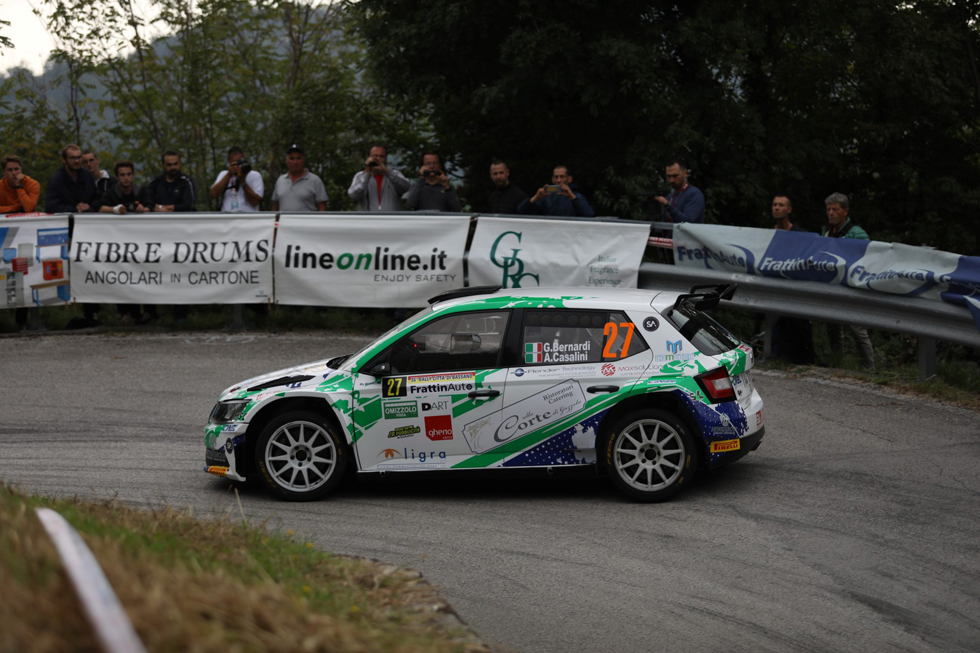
[[710, 440, 740, 453], [384, 401, 418, 419], [524, 340, 592, 364], [403, 371, 475, 395], [642, 316, 660, 331], [382, 376, 407, 398], [206, 465, 229, 476], [377, 447, 448, 466], [387, 425, 421, 439], [756, 410, 763, 428], [421, 399, 451, 412], [601, 363, 616, 376], [462, 379, 586, 453], [424, 414, 454, 441]]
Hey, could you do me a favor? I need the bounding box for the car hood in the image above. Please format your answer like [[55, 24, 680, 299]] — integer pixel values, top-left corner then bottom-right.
[[218, 358, 344, 401]]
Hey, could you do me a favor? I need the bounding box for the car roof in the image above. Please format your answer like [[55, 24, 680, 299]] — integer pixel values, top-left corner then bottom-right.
[[432, 287, 681, 313]]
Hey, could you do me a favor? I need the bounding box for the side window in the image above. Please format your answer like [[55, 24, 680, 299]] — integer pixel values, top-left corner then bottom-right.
[[388, 311, 509, 374], [522, 310, 648, 366]]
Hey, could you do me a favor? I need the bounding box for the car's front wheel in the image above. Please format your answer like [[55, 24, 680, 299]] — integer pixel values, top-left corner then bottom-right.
[[254, 410, 346, 501], [604, 409, 697, 502]]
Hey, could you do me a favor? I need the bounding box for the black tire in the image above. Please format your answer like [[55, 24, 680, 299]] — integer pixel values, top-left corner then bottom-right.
[[254, 410, 346, 501], [603, 408, 698, 502]]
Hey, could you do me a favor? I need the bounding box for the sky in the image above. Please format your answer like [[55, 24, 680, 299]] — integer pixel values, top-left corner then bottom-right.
[[0, 0, 58, 75]]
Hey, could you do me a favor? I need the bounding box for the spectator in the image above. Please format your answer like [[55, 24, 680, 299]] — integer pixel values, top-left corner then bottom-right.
[[406, 151, 462, 212], [822, 192, 875, 371], [517, 164, 595, 217], [210, 146, 264, 212], [99, 161, 149, 214], [767, 193, 814, 364], [653, 158, 704, 223], [1, 155, 40, 214], [347, 144, 410, 211], [145, 150, 196, 212], [46, 143, 96, 213], [81, 149, 115, 211], [271, 145, 328, 212], [487, 158, 527, 214]]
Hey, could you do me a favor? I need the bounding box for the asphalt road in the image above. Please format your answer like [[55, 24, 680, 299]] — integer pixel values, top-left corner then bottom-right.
[[2, 332, 979, 652]]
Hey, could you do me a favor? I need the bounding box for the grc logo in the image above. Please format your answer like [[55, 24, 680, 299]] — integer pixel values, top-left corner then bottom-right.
[[425, 415, 454, 441], [666, 340, 682, 354], [489, 231, 540, 288]]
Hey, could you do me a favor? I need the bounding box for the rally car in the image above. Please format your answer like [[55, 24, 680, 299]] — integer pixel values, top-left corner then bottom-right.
[[204, 285, 765, 502]]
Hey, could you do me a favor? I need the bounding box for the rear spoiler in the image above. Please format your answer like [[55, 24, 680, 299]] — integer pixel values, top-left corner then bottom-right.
[[671, 284, 737, 312]]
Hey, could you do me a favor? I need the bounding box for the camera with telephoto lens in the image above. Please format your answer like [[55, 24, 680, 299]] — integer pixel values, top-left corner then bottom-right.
[[367, 161, 379, 168], [423, 170, 441, 177], [232, 158, 252, 176]]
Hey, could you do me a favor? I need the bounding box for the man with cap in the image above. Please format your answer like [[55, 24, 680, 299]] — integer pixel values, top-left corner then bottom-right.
[[271, 144, 328, 212]]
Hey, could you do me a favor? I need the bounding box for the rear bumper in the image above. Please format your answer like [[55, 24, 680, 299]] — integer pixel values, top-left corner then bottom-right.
[[707, 426, 765, 468]]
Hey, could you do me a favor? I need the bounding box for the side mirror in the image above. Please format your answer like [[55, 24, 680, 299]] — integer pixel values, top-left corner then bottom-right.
[[370, 362, 392, 377]]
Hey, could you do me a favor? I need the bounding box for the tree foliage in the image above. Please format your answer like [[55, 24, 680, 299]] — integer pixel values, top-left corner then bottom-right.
[[1, 0, 428, 210], [350, 0, 980, 254]]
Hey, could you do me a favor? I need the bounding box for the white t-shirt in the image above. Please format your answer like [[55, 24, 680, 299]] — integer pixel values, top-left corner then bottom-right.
[[214, 169, 264, 212]]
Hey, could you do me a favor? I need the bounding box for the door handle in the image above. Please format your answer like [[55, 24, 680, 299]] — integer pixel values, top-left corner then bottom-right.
[[467, 389, 500, 399], [586, 385, 619, 394]]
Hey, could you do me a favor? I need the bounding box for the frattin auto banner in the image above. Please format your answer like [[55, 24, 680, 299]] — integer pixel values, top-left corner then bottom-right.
[[274, 214, 470, 307], [672, 223, 980, 330], [70, 214, 275, 304], [468, 216, 650, 289], [0, 215, 71, 309]]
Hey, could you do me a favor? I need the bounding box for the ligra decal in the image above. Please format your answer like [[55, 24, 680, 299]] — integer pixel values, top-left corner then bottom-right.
[[462, 379, 586, 454]]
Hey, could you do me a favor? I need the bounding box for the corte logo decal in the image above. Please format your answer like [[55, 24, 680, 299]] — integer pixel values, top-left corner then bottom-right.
[[490, 230, 540, 288]]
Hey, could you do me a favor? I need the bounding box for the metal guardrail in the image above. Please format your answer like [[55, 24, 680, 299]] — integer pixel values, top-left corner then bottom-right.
[[639, 262, 980, 379]]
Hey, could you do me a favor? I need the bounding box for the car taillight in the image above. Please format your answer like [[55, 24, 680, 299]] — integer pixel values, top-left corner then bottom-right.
[[696, 368, 735, 403]]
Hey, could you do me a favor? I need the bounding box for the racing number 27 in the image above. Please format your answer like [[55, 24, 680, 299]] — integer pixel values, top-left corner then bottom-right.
[[383, 377, 406, 398], [602, 322, 635, 359]]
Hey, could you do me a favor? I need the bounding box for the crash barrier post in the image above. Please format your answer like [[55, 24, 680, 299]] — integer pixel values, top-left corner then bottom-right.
[[35, 508, 147, 653], [638, 262, 980, 380]]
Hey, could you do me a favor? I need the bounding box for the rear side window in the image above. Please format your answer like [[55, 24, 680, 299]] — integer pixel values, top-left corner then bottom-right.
[[665, 305, 739, 355], [522, 310, 648, 365]]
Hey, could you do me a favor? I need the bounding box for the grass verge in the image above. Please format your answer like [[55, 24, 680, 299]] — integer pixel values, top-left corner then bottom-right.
[[0, 483, 479, 653]]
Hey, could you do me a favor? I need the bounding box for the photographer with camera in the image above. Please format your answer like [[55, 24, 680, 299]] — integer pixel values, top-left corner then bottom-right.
[[210, 146, 264, 212], [406, 151, 461, 212], [517, 164, 595, 217], [347, 145, 410, 212], [99, 160, 149, 214]]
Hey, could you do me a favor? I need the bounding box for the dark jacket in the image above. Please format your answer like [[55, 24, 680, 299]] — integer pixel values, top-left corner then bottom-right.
[[102, 183, 147, 211], [92, 174, 117, 211], [45, 167, 96, 213], [145, 172, 196, 212], [517, 185, 595, 218], [489, 184, 528, 215], [660, 184, 705, 223]]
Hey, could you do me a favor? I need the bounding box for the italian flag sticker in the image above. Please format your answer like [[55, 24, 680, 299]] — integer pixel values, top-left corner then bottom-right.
[[525, 342, 543, 363]]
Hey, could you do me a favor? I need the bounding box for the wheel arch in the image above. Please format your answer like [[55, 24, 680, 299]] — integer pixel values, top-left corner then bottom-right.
[[240, 396, 347, 477], [596, 390, 707, 472]]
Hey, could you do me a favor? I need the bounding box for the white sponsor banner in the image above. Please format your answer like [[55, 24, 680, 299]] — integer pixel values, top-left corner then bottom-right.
[[275, 214, 470, 307], [0, 215, 71, 309], [469, 216, 649, 289], [70, 214, 274, 303]]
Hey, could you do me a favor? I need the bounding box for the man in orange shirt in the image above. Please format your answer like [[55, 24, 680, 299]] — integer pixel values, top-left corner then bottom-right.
[[1, 155, 41, 214]]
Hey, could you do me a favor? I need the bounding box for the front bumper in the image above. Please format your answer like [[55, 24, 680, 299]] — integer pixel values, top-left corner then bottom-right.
[[204, 423, 248, 482]]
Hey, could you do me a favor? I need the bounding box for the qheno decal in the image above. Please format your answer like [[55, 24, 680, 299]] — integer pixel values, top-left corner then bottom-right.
[[424, 415, 454, 441], [462, 379, 586, 454]]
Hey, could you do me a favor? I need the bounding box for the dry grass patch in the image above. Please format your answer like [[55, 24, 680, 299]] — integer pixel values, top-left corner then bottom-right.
[[0, 483, 481, 653]]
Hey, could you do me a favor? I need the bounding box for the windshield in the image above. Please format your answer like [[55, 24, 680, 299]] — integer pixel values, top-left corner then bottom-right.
[[664, 304, 740, 356], [339, 306, 432, 371]]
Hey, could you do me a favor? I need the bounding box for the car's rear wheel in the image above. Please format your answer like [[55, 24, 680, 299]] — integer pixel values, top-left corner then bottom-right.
[[254, 410, 345, 501], [604, 409, 697, 502]]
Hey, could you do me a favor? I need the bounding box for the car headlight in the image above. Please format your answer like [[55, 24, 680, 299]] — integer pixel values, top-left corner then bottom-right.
[[209, 400, 249, 424]]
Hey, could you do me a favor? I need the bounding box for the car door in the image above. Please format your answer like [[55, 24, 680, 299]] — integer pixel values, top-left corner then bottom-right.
[[351, 310, 510, 471], [485, 308, 652, 467]]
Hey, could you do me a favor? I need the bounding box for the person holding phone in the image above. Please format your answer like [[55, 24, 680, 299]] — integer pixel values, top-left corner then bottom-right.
[[406, 151, 461, 212], [517, 164, 595, 217]]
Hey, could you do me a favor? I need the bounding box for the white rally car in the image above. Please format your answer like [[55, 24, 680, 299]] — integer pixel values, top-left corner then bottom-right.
[[205, 285, 765, 502]]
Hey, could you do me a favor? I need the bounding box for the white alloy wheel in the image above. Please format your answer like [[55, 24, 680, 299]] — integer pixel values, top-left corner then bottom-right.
[[605, 409, 697, 502], [255, 410, 346, 501]]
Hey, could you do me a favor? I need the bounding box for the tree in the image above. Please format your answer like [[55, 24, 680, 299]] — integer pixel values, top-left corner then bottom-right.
[[350, 0, 980, 254]]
